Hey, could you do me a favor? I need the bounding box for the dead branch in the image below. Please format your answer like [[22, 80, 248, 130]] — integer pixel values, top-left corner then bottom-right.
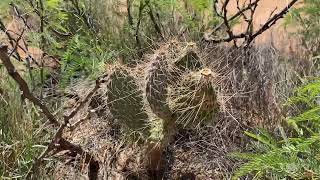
[[148, 4, 164, 40], [204, 0, 299, 47], [0, 45, 59, 126], [210, 0, 260, 34], [0, 44, 105, 179], [127, 0, 134, 26], [9, 3, 31, 30], [8, 27, 26, 57], [26, 74, 107, 179], [0, 16, 39, 65], [135, 0, 150, 57], [244, 0, 299, 46], [0, 19, 23, 61]]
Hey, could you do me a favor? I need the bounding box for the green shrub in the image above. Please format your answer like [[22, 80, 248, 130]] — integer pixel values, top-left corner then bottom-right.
[[232, 78, 320, 179], [0, 68, 52, 178], [285, 0, 320, 57]]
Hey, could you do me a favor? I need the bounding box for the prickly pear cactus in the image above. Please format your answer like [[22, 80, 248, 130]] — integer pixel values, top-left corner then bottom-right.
[[173, 42, 202, 72], [145, 41, 202, 122], [106, 65, 149, 132], [105, 41, 219, 140], [168, 68, 219, 127], [145, 52, 173, 122], [104, 41, 220, 173]]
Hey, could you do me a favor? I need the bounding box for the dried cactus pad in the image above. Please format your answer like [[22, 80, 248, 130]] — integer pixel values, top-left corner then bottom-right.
[[168, 68, 220, 127], [106, 66, 149, 131]]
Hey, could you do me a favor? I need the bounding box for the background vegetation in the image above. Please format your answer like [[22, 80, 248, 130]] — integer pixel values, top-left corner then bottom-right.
[[0, 0, 319, 179]]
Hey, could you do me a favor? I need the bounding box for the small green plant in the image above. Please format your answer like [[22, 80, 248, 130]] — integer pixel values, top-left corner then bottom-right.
[[0, 67, 52, 178], [285, 0, 320, 56], [232, 78, 320, 179], [60, 35, 110, 87]]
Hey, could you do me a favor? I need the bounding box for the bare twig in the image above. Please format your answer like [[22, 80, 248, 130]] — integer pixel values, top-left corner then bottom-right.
[[211, 0, 260, 33], [1, 44, 101, 179], [0, 45, 59, 126], [8, 27, 26, 57], [0, 19, 22, 61], [244, 0, 299, 46], [26, 75, 108, 179], [10, 3, 31, 30], [135, 0, 150, 57], [127, 0, 133, 26], [148, 4, 164, 40], [204, 0, 299, 47]]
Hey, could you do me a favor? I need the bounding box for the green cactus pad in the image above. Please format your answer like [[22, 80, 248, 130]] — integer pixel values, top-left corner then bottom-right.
[[106, 66, 149, 132]]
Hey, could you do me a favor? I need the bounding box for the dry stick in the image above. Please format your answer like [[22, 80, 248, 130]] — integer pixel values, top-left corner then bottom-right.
[[10, 3, 31, 30], [1, 16, 36, 88], [127, 0, 134, 26], [205, 0, 299, 46], [8, 27, 26, 57], [243, 0, 259, 44], [0, 17, 39, 64], [0, 19, 22, 61], [205, 0, 258, 43], [244, 0, 299, 46], [148, 4, 164, 40], [135, 0, 149, 57], [26, 75, 109, 179], [0, 44, 104, 179], [211, 0, 260, 33], [0, 45, 59, 126], [221, 0, 234, 40]]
